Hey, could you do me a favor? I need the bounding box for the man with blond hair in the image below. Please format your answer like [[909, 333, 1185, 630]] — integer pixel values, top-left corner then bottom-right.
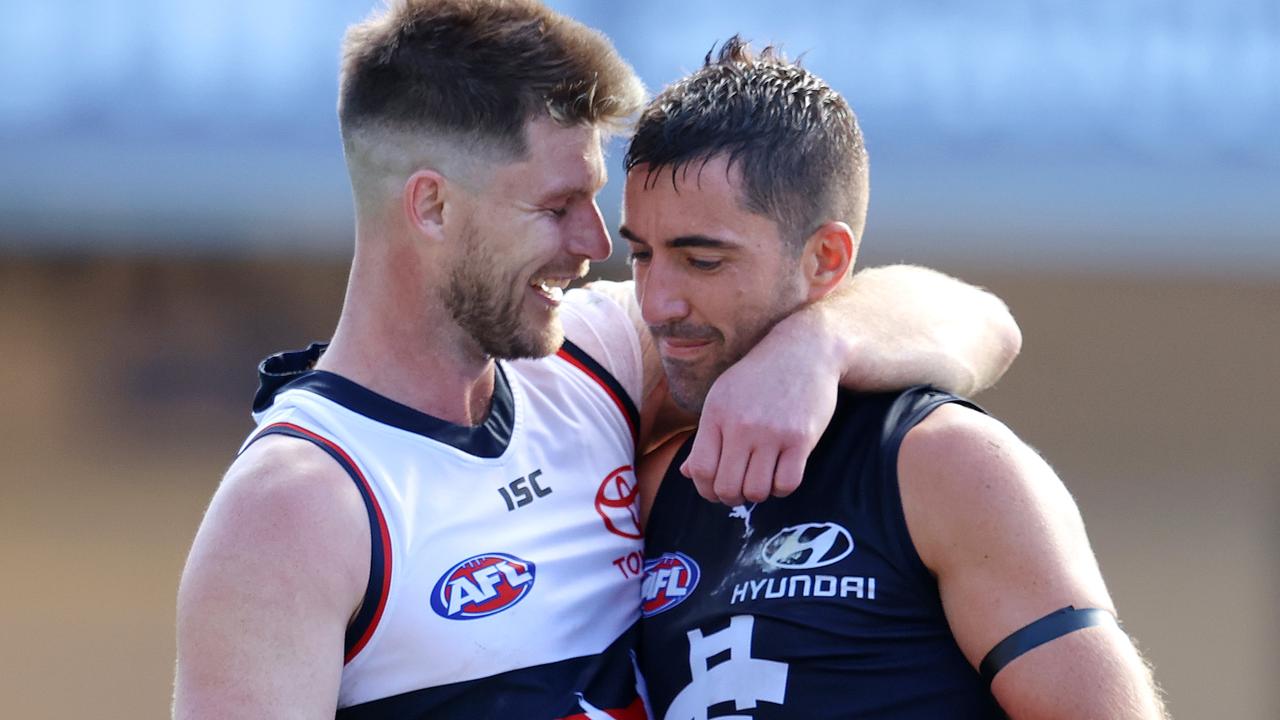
[[174, 2, 1020, 718]]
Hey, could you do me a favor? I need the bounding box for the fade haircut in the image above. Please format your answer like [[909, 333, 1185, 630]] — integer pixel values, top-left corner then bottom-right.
[[339, 0, 644, 180], [625, 36, 869, 248]]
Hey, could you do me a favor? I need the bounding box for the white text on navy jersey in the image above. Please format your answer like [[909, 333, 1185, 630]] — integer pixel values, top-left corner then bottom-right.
[[729, 574, 877, 604]]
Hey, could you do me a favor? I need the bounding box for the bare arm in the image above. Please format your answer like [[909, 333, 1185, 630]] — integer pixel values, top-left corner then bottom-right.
[[173, 437, 369, 719], [899, 404, 1166, 719], [589, 264, 1019, 403], [778, 264, 1021, 396], [580, 266, 1020, 504], [680, 264, 1021, 504]]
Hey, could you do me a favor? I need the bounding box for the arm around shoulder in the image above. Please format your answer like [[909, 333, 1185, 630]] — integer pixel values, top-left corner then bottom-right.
[[173, 435, 371, 719], [800, 264, 1022, 395], [898, 404, 1166, 719]]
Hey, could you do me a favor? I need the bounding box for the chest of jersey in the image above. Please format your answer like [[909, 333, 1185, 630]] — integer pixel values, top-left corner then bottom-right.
[[350, 405, 640, 698], [639, 389, 1001, 720], [250, 346, 646, 718]]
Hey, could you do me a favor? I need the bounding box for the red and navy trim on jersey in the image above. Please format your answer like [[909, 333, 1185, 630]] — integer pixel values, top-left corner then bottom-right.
[[557, 339, 640, 445], [244, 422, 392, 663]]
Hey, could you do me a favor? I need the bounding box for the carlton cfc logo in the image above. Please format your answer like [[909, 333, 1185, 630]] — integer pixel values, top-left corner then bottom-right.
[[595, 465, 642, 539], [430, 553, 536, 620], [641, 552, 700, 617]]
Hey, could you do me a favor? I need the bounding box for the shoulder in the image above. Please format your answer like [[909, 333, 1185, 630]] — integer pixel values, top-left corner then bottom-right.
[[563, 280, 637, 346], [182, 433, 371, 611], [898, 401, 1053, 502], [897, 403, 1087, 579], [578, 279, 636, 309], [174, 433, 370, 716], [224, 433, 368, 533], [898, 401, 1022, 478], [560, 281, 644, 407]]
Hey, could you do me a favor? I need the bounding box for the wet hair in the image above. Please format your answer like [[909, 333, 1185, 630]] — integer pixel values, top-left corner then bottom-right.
[[625, 36, 869, 246], [338, 0, 645, 159]]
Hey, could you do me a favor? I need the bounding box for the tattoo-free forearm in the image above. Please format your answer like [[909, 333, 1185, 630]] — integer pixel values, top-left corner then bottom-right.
[[771, 264, 1021, 395]]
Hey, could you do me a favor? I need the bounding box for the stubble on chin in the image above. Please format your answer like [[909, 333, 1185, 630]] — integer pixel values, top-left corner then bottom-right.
[[513, 314, 564, 360], [446, 279, 561, 360], [658, 312, 788, 415], [661, 356, 721, 414], [441, 221, 569, 360], [444, 263, 557, 361]]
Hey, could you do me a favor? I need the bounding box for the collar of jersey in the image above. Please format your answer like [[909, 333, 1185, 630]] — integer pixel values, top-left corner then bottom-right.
[[255, 342, 516, 458]]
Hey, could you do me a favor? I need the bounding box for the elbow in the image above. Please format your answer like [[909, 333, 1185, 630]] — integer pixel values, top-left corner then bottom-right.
[[950, 295, 1022, 396], [990, 300, 1023, 379]]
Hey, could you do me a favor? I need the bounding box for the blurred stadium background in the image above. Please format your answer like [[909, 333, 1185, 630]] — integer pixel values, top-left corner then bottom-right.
[[1, 0, 1276, 716]]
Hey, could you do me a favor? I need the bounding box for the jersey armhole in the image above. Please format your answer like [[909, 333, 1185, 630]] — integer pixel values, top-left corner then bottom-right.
[[879, 387, 986, 582], [244, 422, 393, 664]]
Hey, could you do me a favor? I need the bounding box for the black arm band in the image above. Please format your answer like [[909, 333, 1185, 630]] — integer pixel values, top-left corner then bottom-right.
[[979, 605, 1115, 685]]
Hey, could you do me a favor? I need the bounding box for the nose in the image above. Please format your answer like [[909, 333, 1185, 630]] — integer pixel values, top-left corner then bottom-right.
[[636, 255, 690, 328], [567, 200, 612, 262]]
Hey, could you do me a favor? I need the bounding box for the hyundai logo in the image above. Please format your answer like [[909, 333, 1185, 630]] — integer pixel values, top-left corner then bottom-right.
[[760, 522, 854, 569]]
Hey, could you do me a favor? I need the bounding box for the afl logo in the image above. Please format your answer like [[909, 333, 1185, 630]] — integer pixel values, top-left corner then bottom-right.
[[595, 465, 642, 539], [641, 552, 700, 617], [761, 522, 854, 569], [430, 553, 536, 620]]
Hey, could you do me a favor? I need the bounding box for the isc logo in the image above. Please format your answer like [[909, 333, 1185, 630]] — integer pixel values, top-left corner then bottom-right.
[[430, 553, 536, 620], [641, 552, 700, 617]]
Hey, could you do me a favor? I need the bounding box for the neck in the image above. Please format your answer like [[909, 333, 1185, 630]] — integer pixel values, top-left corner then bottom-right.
[[316, 230, 497, 427]]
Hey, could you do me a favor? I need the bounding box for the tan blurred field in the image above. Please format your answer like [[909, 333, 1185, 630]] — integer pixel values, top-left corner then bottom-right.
[[1, 256, 1275, 718]]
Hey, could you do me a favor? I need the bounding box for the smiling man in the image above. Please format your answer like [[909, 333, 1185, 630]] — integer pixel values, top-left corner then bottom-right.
[[628, 38, 1168, 719], [174, 3, 1023, 719]]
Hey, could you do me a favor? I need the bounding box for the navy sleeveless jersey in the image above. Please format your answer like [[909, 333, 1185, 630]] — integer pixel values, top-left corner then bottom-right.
[[639, 386, 1003, 719]]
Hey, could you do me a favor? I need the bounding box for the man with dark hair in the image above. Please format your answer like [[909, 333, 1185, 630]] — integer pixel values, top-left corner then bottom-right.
[[630, 38, 1167, 719], [175, 3, 1021, 718]]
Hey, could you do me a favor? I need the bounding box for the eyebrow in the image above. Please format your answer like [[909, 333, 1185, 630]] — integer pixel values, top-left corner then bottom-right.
[[536, 167, 608, 205], [536, 182, 596, 204], [619, 226, 737, 250]]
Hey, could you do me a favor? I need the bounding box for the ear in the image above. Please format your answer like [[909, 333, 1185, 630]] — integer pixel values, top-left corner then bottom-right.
[[800, 221, 859, 302], [403, 169, 449, 241]]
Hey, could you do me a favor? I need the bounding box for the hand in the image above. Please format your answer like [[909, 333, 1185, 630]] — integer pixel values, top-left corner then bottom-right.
[[681, 321, 840, 505]]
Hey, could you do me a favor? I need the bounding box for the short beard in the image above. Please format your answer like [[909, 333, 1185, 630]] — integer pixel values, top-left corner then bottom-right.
[[662, 359, 719, 414], [443, 231, 562, 360], [652, 324, 726, 414], [653, 284, 801, 414], [659, 324, 768, 415]]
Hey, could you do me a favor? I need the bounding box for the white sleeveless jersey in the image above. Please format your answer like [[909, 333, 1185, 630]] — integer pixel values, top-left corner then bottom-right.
[[244, 290, 650, 719]]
